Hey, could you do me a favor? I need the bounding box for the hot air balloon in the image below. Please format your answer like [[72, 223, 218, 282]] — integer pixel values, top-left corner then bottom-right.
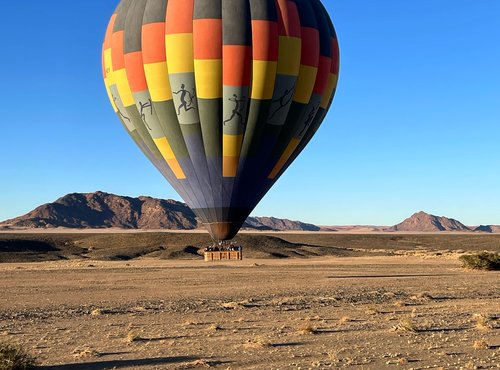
[[102, 0, 340, 243]]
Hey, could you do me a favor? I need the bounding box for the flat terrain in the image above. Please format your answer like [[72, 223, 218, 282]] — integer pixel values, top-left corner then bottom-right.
[[0, 233, 498, 369], [1, 232, 499, 263], [0, 257, 499, 369]]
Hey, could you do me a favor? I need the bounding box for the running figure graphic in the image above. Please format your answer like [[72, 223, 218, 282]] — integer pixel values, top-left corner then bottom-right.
[[223, 94, 246, 126], [113, 95, 130, 123], [269, 84, 295, 120], [298, 104, 319, 137], [173, 84, 196, 116], [139, 99, 153, 130]]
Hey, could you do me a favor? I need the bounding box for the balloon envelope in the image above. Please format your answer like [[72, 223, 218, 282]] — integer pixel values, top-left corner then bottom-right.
[[102, 0, 339, 241]]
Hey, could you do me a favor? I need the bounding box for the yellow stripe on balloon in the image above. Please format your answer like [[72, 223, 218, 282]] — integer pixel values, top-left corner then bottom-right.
[[320, 73, 338, 109], [223, 134, 243, 157], [293, 65, 318, 104], [103, 49, 115, 84], [144, 62, 173, 102], [223, 134, 243, 178], [154, 137, 186, 179], [194, 59, 223, 99], [251, 60, 277, 100], [268, 138, 300, 179], [165, 34, 194, 74], [114, 69, 135, 107], [276, 37, 301, 76]]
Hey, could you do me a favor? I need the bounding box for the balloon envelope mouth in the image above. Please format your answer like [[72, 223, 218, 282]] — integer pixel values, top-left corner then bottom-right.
[[204, 222, 244, 241]]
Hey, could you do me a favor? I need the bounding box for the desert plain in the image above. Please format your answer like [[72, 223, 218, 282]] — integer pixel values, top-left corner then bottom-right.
[[0, 232, 499, 369]]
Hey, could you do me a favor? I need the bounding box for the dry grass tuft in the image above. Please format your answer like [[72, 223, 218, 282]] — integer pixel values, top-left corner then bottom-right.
[[473, 314, 492, 331], [473, 340, 489, 350], [410, 292, 434, 300], [464, 361, 476, 369], [366, 307, 380, 315], [184, 359, 214, 368], [207, 324, 221, 332], [298, 323, 318, 335], [90, 309, 103, 316], [243, 337, 272, 349], [397, 357, 409, 365], [72, 347, 100, 358], [126, 331, 142, 343], [411, 308, 418, 318], [0, 341, 36, 370], [392, 318, 417, 333], [339, 316, 352, 324]]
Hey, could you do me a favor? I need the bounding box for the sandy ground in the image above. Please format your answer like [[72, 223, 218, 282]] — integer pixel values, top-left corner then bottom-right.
[[0, 256, 499, 369]]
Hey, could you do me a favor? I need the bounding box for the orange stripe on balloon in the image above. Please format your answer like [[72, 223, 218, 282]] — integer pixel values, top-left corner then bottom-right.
[[166, 0, 194, 34], [103, 14, 117, 51], [124, 52, 148, 93], [276, 0, 301, 37], [142, 22, 166, 64], [300, 27, 320, 67], [111, 31, 125, 70], [193, 19, 222, 60], [223, 45, 252, 86], [252, 20, 278, 61], [313, 56, 332, 94]]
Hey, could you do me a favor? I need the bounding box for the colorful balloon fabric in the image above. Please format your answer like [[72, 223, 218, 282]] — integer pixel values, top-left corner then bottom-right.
[[102, 0, 340, 241]]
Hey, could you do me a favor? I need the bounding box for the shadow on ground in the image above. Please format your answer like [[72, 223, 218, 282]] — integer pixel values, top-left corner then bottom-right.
[[38, 356, 198, 370], [0, 240, 59, 253]]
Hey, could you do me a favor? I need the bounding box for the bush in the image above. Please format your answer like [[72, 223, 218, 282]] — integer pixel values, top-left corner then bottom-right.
[[0, 342, 35, 370], [459, 252, 500, 271]]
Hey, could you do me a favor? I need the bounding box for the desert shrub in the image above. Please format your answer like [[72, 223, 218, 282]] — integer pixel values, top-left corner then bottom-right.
[[459, 253, 500, 271], [0, 342, 35, 370]]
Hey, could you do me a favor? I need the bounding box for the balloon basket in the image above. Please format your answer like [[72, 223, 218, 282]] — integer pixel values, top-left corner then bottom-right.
[[204, 242, 243, 261]]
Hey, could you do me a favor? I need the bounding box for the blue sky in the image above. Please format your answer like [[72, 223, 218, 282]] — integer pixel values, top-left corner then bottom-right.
[[0, 1, 499, 226]]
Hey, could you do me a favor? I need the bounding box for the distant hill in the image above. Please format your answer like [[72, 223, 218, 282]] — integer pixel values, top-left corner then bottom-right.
[[245, 217, 320, 232], [320, 225, 385, 232], [0, 192, 319, 232], [474, 225, 500, 233], [386, 211, 471, 232]]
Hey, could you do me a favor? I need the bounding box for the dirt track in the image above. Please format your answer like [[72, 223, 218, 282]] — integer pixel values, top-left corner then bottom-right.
[[0, 256, 499, 369]]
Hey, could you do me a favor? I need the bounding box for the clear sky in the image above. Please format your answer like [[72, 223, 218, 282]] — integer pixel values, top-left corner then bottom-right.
[[0, 1, 499, 226]]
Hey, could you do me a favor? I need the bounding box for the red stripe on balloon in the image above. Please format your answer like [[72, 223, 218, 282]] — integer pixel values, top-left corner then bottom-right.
[[276, 0, 301, 38], [111, 31, 125, 70], [193, 19, 223, 60], [166, 0, 194, 34], [300, 27, 320, 67], [223, 45, 252, 86], [142, 22, 167, 64], [313, 56, 331, 94], [252, 20, 279, 61], [125, 52, 148, 92]]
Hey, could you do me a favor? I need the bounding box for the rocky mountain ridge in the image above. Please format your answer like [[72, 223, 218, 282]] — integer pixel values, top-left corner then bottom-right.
[[387, 211, 471, 232], [1, 194, 498, 233], [0, 192, 319, 232]]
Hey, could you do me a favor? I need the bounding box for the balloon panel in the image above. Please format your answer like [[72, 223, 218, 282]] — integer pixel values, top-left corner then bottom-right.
[[103, 0, 340, 240]]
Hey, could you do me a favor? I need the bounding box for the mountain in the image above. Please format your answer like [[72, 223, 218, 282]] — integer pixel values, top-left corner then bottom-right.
[[0, 192, 319, 232], [244, 217, 320, 232], [387, 211, 471, 232], [474, 225, 500, 233], [0, 192, 198, 230]]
